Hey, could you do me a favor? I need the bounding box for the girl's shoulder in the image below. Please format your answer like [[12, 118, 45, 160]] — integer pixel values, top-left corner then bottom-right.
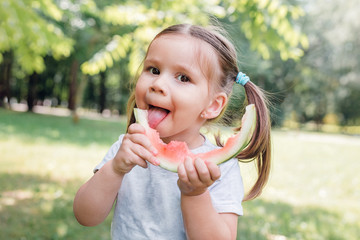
[[93, 134, 125, 173]]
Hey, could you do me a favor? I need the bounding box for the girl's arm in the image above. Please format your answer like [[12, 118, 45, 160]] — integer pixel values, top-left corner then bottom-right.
[[73, 160, 123, 226], [178, 157, 238, 240], [181, 192, 238, 240], [73, 123, 159, 226]]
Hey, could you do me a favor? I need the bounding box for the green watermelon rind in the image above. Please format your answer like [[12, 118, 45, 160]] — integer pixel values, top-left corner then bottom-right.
[[134, 104, 257, 172], [201, 104, 257, 165]]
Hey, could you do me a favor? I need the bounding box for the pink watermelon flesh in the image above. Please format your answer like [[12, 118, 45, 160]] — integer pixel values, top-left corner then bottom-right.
[[148, 107, 168, 129], [134, 104, 256, 172]]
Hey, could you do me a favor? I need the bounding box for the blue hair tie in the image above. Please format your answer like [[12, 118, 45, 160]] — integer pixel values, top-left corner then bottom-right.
[[235, 72, 250, 86]]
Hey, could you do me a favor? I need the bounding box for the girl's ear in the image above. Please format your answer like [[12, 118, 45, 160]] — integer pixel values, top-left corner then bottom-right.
[[201, 92, 228, 119]]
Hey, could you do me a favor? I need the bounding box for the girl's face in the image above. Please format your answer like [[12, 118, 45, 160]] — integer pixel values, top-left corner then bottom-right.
[[135, 34, 222, 148]]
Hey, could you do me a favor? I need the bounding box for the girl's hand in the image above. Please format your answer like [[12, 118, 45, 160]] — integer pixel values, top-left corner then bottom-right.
[[112, 123, 159, 175], [177, 156, 221, 196]]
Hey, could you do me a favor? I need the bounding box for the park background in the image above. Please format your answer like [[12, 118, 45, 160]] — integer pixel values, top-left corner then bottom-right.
[[0, 0, 359, 239]]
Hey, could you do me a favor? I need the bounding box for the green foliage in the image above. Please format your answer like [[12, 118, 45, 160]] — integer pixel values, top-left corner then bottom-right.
[[81, 34, 132, 75], [277, 0, 360, 125], [80, 0, 211, 76], [0, 0, 73, 74], [80, 0, 307, 75], [223, 0, 308, 60], [2, 0, 358, 125]]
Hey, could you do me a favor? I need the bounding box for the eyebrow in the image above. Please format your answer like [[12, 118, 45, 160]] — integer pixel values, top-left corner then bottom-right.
[[143, 58, 160, 66]]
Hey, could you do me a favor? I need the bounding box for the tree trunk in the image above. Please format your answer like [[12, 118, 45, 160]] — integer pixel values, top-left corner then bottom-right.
[[99, 71, 106, 113], [0, 51, 13, 107], [27, 72, 38, 112], [68, 60, 79, 111]]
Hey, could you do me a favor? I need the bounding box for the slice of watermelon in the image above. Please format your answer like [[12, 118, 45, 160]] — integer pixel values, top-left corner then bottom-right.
[[134, 104, 257, 172]]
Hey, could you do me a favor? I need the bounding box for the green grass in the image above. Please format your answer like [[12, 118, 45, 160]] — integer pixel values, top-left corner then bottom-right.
[[0, 109, 126, 146], [239, 131, 360, 240], [1, 108, 359, 239]]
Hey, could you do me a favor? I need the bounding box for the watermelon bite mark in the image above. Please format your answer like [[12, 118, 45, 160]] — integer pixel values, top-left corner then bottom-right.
[[134, 104, 257, 172]]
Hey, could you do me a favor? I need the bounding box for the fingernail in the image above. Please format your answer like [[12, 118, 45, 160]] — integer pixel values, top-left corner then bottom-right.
[[153, 157, 160, 165], [152, 147, 158, 155]]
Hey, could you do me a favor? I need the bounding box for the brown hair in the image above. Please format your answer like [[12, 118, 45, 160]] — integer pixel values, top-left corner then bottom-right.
[[126, 24, 271, 201]]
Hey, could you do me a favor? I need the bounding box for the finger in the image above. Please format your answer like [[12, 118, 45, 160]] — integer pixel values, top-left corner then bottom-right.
[[126, 132, 158, 156], [130, 143, 159, 166], [121, 144, 148, 168], [194, 158, 212, 186], [206, 161, 221, 181], [119, 139, 153, 168], [128, 155, 148, 169], [177, 162, 189, 183], [127, 123, 146, 134], [184, 157, 201, 185], [113, 151, 147, 174]]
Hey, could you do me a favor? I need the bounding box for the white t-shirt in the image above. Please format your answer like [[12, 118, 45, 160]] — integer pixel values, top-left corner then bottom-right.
[[95, 134, 244, 240]]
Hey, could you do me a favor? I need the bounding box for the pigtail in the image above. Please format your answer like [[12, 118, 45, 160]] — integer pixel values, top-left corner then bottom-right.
[[238, 81, 271, 201]]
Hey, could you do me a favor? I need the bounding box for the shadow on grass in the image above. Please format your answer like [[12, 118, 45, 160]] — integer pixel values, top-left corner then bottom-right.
[[238, 200, 360, 240], [0, 172, 112, 240], [0, 109, 126, 146], [1, 172, 359, 240]]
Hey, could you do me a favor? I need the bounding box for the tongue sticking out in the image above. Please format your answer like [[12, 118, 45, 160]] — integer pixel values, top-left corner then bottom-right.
[[148, 107, 168, 129]]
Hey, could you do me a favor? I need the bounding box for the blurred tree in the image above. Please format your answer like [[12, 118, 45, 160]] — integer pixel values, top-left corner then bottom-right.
[[82, 0, 307, 75], [0, 0, 73, 109], [282, 0, 360, 125], [79, 0, 307, 114], [1, 0, 310, 119], [224, 0, 360, 127], [0, 51, 12, 107], [53, 0, 100, 111], [27, 72, 38, 111]]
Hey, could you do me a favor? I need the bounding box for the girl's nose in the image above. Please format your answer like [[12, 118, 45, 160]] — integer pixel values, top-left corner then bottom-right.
[[150, 76, 168, 96]]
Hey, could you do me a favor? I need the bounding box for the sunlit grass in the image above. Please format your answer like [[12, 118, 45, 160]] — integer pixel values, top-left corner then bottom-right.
[[239, 130, 360, 239], [0, 140, 114, 239], [1, 108, 360, 239], [264, 131, 360, 210], [0, 109, 122, 239]]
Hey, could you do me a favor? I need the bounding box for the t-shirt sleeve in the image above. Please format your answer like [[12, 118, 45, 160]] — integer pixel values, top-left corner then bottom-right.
[[208, 158, 244, 216], [93, 135, 124, 173]]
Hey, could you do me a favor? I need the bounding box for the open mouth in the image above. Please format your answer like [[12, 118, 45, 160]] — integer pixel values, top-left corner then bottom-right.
[[147, 105, 170, 129]]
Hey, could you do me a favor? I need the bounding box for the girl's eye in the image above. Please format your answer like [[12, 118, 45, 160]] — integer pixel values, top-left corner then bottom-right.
[[176, 74, 190, 83], [149, 67, 160, 75]]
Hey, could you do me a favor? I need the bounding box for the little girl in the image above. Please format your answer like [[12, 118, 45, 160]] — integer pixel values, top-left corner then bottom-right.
[[74, 24, 271, 239]]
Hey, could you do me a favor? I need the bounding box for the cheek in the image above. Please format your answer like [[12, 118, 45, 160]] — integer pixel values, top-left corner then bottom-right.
[[176, 91, 209, 114], [134, 79, 147, 106]]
